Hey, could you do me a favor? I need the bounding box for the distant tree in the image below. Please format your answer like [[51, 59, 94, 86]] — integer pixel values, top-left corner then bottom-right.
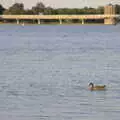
[[2, 2, 105, 15], [44, 6, 53, 15], [32, 2, 46, 14], [0, 4, 5, 14], [4, 3, 25, 14], [82, 7, 95, 14], [115, 4, 120, 14], [96, 6, 104, 14], [24, 9, 34, 15]]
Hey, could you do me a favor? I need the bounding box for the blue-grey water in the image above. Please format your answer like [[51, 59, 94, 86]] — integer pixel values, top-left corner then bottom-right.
[[0, 24, 120, 120]]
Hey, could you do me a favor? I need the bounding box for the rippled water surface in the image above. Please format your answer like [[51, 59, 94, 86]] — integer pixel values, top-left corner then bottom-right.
[[0, 24, 120, 120]]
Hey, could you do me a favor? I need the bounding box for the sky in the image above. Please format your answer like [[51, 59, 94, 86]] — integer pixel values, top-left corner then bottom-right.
[[0, 0, 120, 9]]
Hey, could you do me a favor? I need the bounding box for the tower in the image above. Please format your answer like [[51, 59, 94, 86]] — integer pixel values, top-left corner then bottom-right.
[[104, 4, 116, 15], [104, 4, 116, 24]]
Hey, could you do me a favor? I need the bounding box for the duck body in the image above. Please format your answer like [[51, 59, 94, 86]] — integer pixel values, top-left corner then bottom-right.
[[88, 82, 106, 91]]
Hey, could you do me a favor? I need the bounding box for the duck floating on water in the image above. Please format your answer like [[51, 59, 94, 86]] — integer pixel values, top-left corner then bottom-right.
[[88, 82, 106, 91]]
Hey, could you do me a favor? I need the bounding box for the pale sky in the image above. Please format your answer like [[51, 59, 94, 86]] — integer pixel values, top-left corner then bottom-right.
[[0, 0, 120, 9]]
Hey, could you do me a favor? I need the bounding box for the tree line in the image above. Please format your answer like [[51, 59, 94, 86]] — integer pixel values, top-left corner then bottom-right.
[[0, 2, 120, 15], [0, 2, 104, 15]]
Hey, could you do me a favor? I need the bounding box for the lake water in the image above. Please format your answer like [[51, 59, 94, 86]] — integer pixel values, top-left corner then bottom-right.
[[0, 24, 120, 120]]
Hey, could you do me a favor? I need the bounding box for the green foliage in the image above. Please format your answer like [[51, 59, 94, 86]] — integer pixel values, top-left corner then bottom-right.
[[0, 4, 5, 14], [115, 4, 120, 14], [4, 3, 25, 14], [32, 2, 45, 14], [96, 6, 104, 14], [1, 2, 120, 15], [44, 7, 53, 15], [24, 9, 34, 15]]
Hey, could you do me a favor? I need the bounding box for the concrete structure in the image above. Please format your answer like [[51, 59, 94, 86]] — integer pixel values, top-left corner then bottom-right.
[[104, 4, 117, 24], [0, 14, 119, 25], [0, 5, 120, 25], [104, 4, 116, 14]]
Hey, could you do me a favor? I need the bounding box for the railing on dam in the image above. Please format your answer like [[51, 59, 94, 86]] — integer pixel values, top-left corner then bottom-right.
[[0, 14, 120, 24], [0, 14, 119, 19]]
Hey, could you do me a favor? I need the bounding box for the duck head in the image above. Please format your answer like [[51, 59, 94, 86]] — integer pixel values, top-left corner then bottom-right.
[[88, 82, 94, 90]]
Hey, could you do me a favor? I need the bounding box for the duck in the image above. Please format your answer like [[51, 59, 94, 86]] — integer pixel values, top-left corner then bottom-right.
[[88, 82, 106, 91]]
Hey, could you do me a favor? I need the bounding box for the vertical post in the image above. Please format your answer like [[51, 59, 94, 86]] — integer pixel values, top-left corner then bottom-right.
[[22, 21, 25, 26], [82, 19, 84, 24], [59, 19, 62, 24], [38, 19, 41, 24], [17, 19, 19, 24]]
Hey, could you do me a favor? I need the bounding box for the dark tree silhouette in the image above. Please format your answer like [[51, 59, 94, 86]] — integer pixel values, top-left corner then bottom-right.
[[32, 2, 46, 14], [0, 4, 5, 14], [4, 3, 25, 14]]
